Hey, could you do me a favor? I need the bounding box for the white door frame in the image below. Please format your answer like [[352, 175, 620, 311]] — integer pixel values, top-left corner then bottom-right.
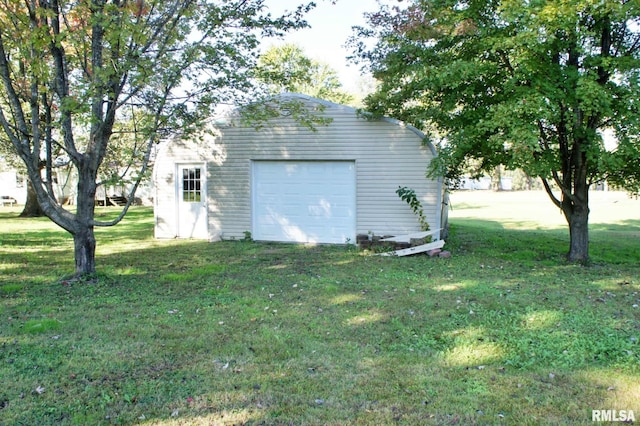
[[175, 163, 208, 239]]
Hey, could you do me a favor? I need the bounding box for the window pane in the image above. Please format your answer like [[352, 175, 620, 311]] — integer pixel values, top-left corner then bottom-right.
[[182, 167, 202, 203]]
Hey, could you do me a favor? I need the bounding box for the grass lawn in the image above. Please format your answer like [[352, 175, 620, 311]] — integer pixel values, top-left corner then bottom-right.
[[0, 190, 639, 425]]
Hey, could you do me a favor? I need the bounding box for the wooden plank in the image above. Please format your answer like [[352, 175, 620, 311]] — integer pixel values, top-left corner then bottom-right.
[[379, 239, 445, 257], [380, 229, 442, 243]]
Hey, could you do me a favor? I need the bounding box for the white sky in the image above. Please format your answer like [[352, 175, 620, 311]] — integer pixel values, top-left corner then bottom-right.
[[264, 0, 392, 93]]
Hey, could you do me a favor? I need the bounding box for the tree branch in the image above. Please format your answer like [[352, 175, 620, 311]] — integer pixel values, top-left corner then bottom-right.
[[0, 35, 31, 154], [541, 177, 563, 209], [47, 0, 81, 163]]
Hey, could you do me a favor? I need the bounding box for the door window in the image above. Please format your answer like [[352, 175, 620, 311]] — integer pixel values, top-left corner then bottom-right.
[[182, 167, 201, 202]]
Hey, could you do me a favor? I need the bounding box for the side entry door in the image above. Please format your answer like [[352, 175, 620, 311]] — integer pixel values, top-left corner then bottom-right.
[[176, 164, 208, 239]]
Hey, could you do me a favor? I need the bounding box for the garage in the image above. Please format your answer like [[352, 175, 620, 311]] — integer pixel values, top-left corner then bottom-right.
[[153, 93, 443, 242], [251, 161, 356, 243]]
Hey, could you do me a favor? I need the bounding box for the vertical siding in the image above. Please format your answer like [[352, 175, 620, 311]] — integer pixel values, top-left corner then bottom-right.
[[153, 94, 442, 242]]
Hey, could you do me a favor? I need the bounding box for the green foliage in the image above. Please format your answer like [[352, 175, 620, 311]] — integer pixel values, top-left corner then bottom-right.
[[350, 0, 640, 261], [239, 95, 333, 132], [396, 186, 430, 231], [256, 43, 355, 105]]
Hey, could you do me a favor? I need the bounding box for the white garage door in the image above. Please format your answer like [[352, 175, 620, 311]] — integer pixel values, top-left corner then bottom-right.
[[252, 161, 356, 244]]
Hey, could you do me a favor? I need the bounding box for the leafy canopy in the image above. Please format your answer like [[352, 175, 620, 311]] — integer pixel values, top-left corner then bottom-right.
[[256, 43, 354, 105], [350, 0, 640, 195], [0, 0, 313, 219]]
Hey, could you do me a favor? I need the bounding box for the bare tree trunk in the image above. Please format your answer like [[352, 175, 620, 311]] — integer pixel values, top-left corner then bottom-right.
[[541, 171, 590, 263], [73, 225, 96, 276], [72, 166, 98, 276], [19, 178, 45, 217], [563, 187, 590, 262], [492, 166, 503, 191], [567, 207, 589, 262]]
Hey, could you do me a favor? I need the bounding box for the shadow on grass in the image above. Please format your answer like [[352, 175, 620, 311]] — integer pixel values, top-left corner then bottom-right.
[[1, 214, 639, 424], [449, 201, 491, 211], [591, 219, 640, 233]]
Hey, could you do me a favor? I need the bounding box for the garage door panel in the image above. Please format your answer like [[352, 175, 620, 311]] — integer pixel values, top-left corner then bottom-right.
[[252, 161, 355, 244]]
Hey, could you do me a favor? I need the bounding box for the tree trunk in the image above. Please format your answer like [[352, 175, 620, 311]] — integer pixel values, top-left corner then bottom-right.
[[19, 178, 45, 217], [72, 167, 98, 276], [526, 175, 534, 191], [562, 188, 590, 262], [73, 226, 96, 276], [492, 166, 503, 191]]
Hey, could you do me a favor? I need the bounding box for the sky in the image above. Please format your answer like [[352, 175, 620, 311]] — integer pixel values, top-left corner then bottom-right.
[[264, 0, 393, 93]]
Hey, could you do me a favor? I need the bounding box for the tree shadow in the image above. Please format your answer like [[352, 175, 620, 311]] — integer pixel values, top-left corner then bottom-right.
[[1, 216, 639, 424]]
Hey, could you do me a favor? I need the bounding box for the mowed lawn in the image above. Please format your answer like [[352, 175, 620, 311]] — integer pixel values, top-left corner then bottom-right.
[[0, 190, 639, 425]]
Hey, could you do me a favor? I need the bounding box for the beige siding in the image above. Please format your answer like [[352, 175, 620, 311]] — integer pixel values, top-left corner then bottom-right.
[[153, 94, 442, 241], [153, 138, 215, 239]]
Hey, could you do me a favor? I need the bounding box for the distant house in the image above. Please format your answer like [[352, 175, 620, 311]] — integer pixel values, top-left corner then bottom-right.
[[0, 162, 153, 207], [152, 93, 445, 244], [0, 170, 25, 204], [460, 176, 513, 191]]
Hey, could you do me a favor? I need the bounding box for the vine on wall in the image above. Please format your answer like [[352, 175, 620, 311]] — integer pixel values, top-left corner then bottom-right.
[[396, 186, 430, 232]]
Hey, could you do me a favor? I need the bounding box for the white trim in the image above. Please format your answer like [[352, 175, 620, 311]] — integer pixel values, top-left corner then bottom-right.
[[175, 162, 208, 239], [379, 239, 445, 257], [380, 229, 442, 243]]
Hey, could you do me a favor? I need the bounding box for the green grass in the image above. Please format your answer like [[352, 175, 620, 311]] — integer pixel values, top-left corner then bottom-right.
[[0, 191, 639, 425]]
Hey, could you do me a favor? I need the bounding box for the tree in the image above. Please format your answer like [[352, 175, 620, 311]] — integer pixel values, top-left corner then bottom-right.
[[256, 43, 354, 105], [0, 0, 313, 277], [350, 0, 640, 262], [21, 177, 46, 217]]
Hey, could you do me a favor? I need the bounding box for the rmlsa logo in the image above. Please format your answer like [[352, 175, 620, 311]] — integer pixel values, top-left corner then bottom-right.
[[592, 410, 635, 422]]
